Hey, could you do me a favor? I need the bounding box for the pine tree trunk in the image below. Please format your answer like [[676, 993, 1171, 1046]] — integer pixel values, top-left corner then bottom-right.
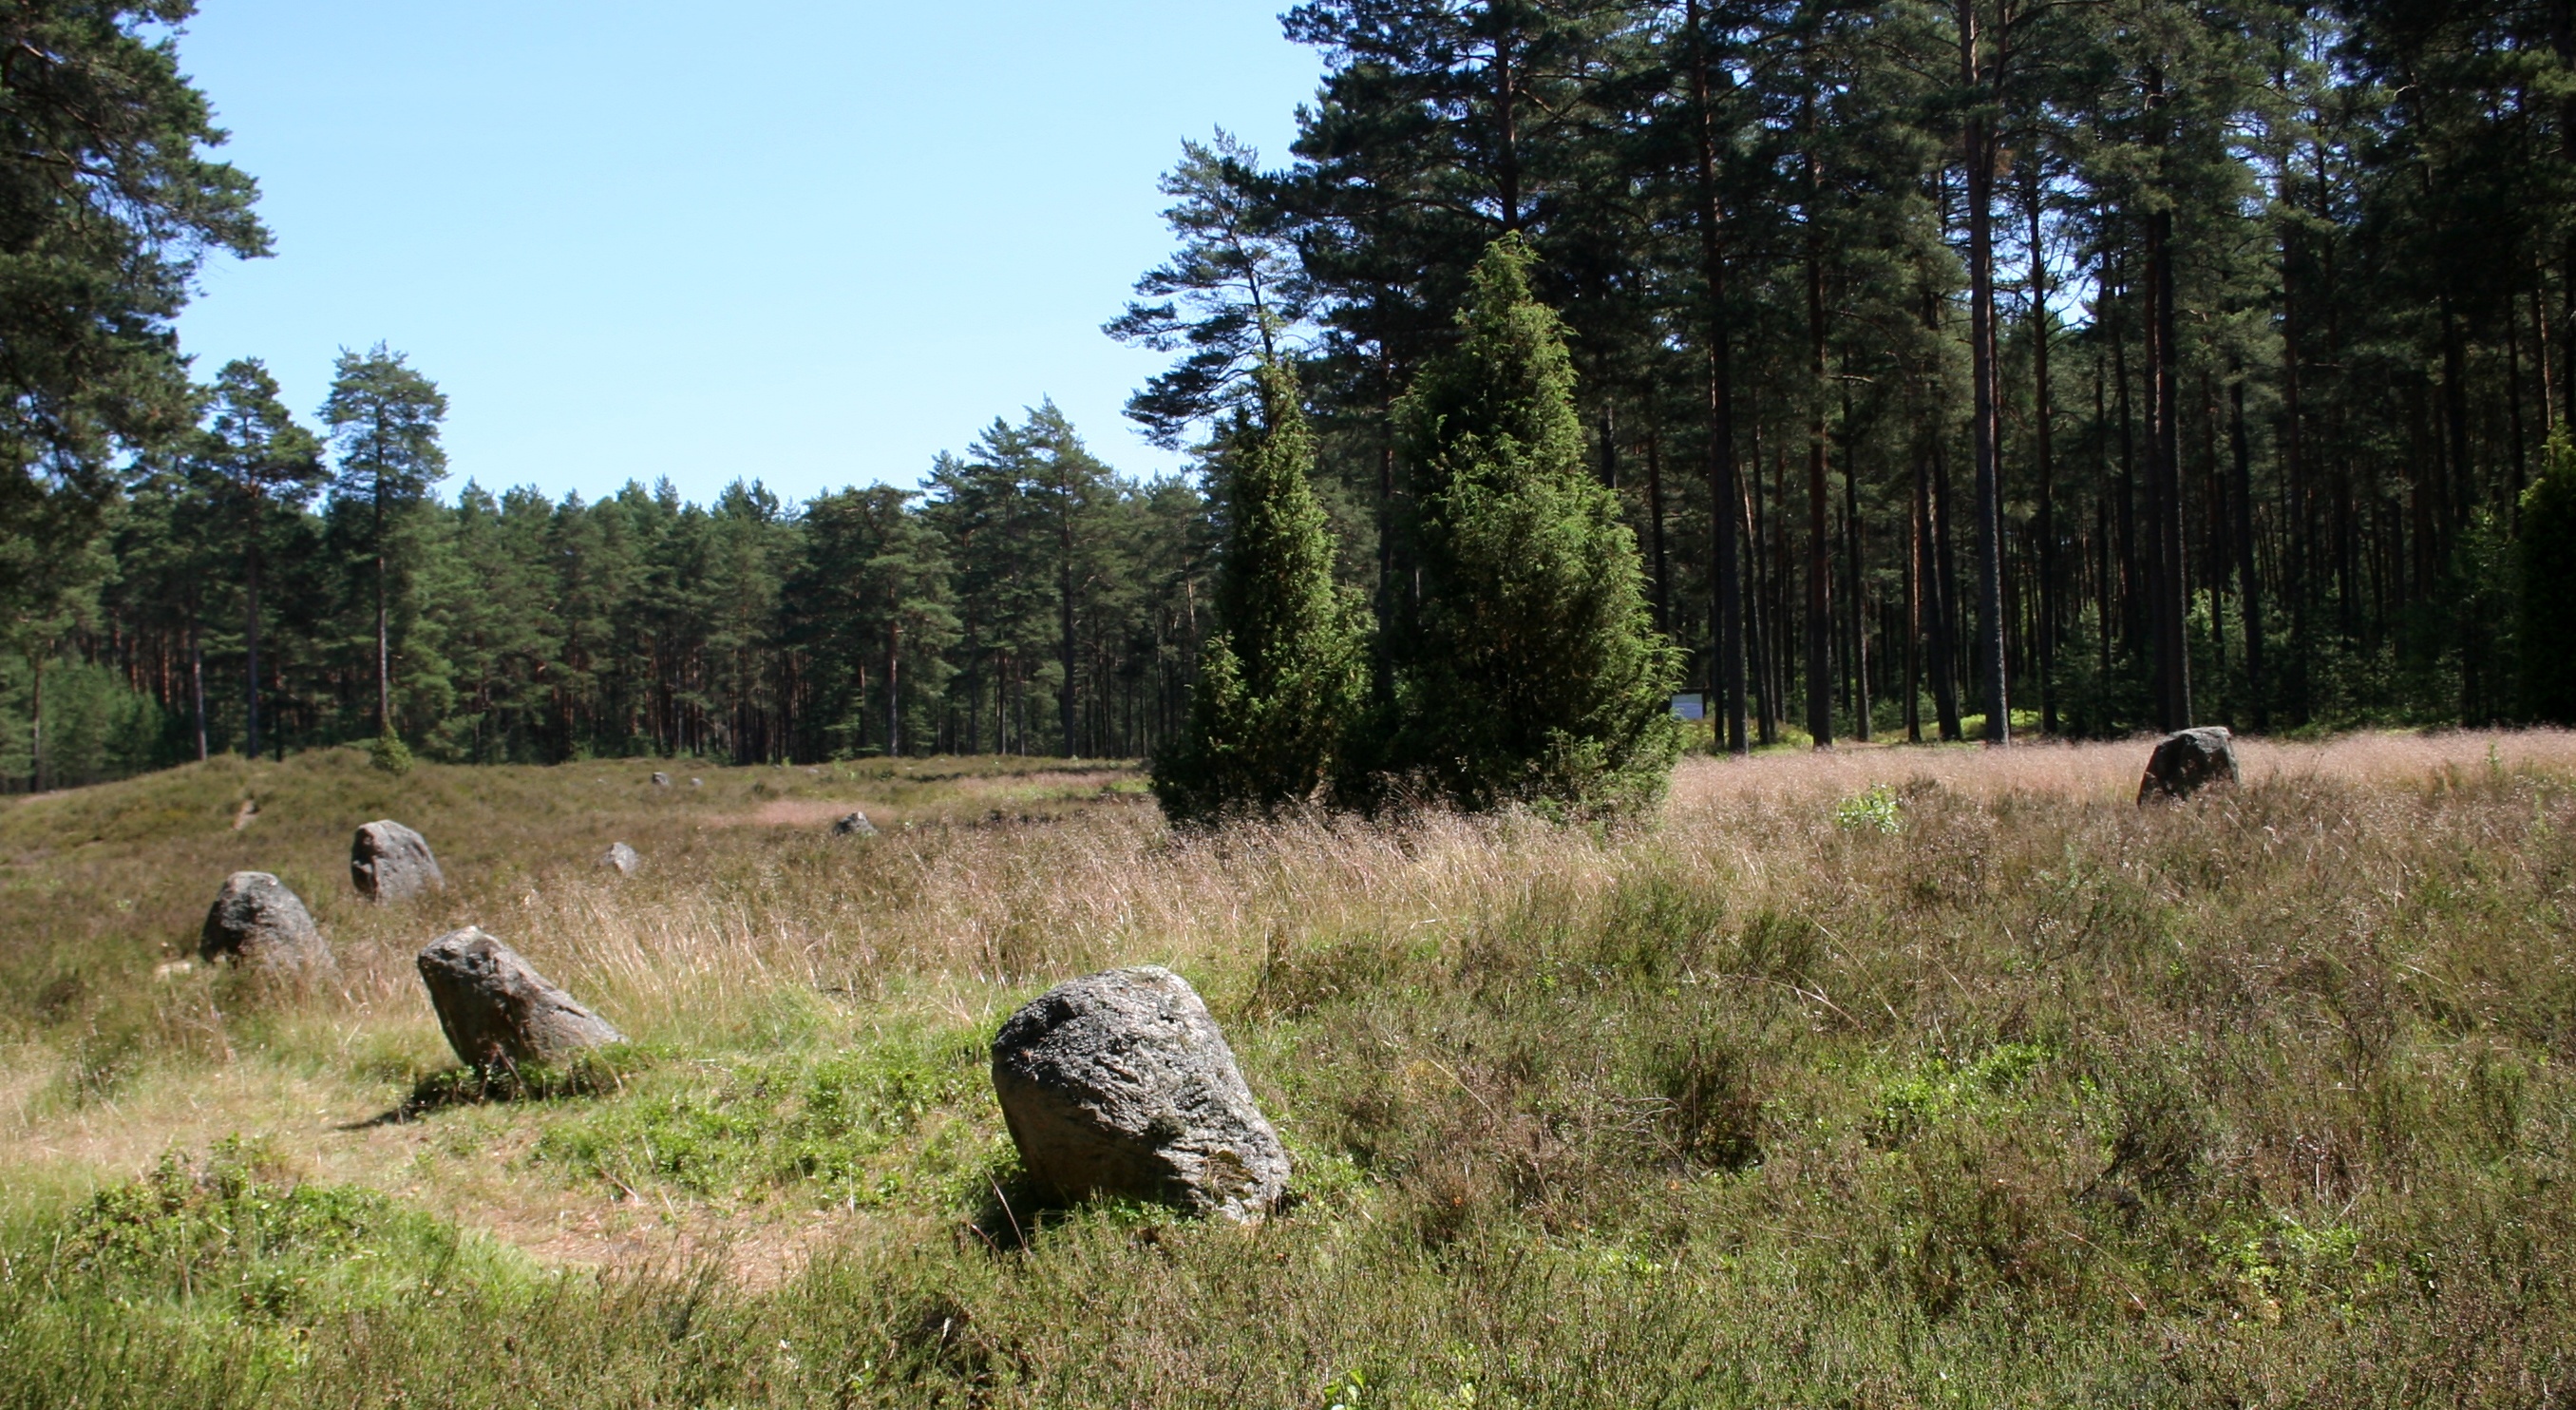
[[2027, 174, 2056, 734], [28, 655, 43, 791], [2142, 91, 2191, 733], [1059, 513, 1078, 758], [2151, 208, 2189, 730], [1960, 7, 2009, 744], [1844, 385, 1871, 741], [2283, 224, 2311, 726], [1690, 0, 1747, 754], [1644, 403, 1671, 635], [1804, 130, 1833, 749], [2231, 376, 2266, 730], [245, 531, 263, 760], [376, 478, 392, 737], [189, 600, 208, 762], [1931, 436, 1964, 741], [1906, 462, 1924, 742]]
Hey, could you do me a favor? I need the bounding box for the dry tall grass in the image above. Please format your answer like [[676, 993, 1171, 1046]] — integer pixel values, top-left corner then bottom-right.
[[1, 731, 2571, 1407]]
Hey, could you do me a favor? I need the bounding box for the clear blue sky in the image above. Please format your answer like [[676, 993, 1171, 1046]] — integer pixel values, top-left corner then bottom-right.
[[171, 2, 1320, 506]]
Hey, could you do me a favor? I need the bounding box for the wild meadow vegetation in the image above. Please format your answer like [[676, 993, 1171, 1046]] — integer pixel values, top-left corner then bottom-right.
[[1, 732, 2571, 1406], [8, 2, 2576, 1402]]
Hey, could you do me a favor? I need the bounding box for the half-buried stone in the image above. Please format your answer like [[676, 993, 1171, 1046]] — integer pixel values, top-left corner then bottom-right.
[[2137, 726, 2242, 804], [351, 820, 444, 902], [599, 841, 641, 874], [416, 926, 623, 1071], [832, 810, 877, 837], [991, 965, 1289, 1221], [199, 871, 333, 976]]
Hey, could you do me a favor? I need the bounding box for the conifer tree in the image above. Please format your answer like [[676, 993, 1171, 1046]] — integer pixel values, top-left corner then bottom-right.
[[1153, 359, 1368, 824], [1379, 236, 1679, 816], [196, 358, 321, 759], [320, 345, 446, 738], [2522, 431, 2576, 725]]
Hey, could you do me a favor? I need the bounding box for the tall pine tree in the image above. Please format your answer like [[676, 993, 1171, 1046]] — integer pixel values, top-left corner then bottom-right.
[[2522, 431, 2576, 724], [1379, 235, 1679, 816], [1154, 359, 1369, 823]]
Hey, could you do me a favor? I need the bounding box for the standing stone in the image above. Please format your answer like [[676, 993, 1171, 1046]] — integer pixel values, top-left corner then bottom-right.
[[832, 810, 878, 837], [2138, 726, 2242, 804], [350, 820, 445, 902], [416, 926, 623, 1070], [991, 965, 1289, 1221], [199, 871, 333, 975], [599, 842, 641, 874], [651, 772, 671, 788]]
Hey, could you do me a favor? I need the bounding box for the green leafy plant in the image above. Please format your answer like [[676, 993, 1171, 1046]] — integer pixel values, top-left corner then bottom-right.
[[61, 1135, 455, 1319], [369, 733, 414, 775], [1832, 782, 1903, 834]]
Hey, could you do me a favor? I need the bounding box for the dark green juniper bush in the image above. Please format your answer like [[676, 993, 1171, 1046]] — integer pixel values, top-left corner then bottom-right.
[[1372, 236, 1680, 817], [1152, 359, 1369, 824]]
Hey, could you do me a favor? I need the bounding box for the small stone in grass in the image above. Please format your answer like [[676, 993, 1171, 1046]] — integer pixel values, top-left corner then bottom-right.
[[199, 871, 332, 975], [2137, 727, 2241, 804], [350, 820, 444, 903], [599, 842, 641, 874]]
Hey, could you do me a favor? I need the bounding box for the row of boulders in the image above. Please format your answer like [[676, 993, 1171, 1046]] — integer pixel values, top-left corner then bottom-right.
[[201, 817, 449, 974], [191, 731, 2230, 1225], [206, 869, 1280, 1216], [202, 803, 873, 1067], [201, 820, 620, 1071]]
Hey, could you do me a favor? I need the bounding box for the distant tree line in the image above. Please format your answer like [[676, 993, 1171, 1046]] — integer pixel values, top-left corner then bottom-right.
[[8, 387, 1217, 786], [1, 5, 1217, 787]]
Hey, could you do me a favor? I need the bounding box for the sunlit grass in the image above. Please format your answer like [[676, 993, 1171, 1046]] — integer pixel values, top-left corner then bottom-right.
[[1, 731, 2571, 1405]]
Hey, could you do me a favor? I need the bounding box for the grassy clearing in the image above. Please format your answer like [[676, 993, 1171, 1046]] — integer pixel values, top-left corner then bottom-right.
[[0, 734, 2571, 1405]]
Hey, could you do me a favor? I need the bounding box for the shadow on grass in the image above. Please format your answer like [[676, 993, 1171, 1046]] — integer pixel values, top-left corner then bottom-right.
[[958, 1165, 1071, 1253], [957, 1160, 1302, 1254], [342, 1046, 648, 1129]]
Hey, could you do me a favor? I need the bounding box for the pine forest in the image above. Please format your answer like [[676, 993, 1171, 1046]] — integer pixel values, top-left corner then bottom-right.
[[11, 0, 2576, 791]]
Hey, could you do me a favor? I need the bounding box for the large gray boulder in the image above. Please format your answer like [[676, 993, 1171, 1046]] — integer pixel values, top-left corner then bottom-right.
[[991, 965, 1289, 1221], [2138, 726, 2242, 804], [832, 810, 877, 837], [350, 820, 444, 902], [416, 926, 622, 1070], [199, 871, 332, 975]]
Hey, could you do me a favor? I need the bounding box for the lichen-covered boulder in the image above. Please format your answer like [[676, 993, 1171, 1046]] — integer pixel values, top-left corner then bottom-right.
[[832, 810, 877, 837], [991, 965, 1289, 1221], [416, 926, 622, 1070], [199, 871, 332, 975], [599, 842, 641, 874], [2137, 727, 2242, 804], [350, 820, 444, 902]]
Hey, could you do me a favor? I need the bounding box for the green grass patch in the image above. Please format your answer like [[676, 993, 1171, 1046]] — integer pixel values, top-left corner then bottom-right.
[[530, 1024, 992, 1206]]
